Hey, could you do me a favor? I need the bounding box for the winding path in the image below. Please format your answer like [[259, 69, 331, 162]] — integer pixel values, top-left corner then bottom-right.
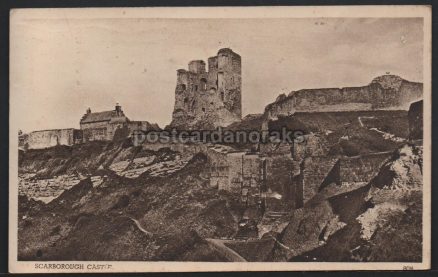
[[128, 217, 153, 237]]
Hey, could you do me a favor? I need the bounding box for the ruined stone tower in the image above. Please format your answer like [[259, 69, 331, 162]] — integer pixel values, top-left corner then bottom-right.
[[169, 48, 242, 129]]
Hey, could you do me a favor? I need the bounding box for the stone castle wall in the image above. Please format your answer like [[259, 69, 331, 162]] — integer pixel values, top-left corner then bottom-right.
[[292, 134, 329, 160], [22, 120, 157, 149], [170, 48, 242, 129], [23, 129, 80, 149], [207, 147, 300, 212], [297, 151, 392, 204], [299, 156, 339, 204], [264, 155, 296, 211], [265, 75, 423, 120]]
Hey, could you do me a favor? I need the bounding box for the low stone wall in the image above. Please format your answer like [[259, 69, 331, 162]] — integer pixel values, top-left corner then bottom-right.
[[24, 129, 79, 149]]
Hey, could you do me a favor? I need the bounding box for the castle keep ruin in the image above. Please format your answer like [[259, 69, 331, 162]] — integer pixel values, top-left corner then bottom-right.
[[170, 48, 242, 129]]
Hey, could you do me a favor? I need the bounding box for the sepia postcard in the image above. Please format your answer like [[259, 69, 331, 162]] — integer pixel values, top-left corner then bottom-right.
[[9, 6, 431, 273]]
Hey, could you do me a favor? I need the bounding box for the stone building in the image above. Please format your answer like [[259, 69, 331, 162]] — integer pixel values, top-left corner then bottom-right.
[[80, 104, 158, 142], [20, 104, 158, 150], [170, 48, 242, 129], [80, 104, 129, 141]]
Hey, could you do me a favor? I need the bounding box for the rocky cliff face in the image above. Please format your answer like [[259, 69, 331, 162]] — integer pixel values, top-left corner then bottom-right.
[[273, 144, 423, 262], [208, 144, 423, 263], [265, 75, 422, 120], [17, 134, 422, 262]]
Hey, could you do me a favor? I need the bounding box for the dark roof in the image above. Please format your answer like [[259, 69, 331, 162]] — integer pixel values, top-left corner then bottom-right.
[[81, 110, 127, 124]]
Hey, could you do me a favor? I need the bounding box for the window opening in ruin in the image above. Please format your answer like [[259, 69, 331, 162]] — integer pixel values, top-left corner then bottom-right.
[[190, 100, 196, 112], [200, 78, 207, 91], [202, 107, 206, 112], [217, 72, 224, 89], [220, 91, 224, 101], [181, 84, 186, 91], [194, 85, 198, 91]]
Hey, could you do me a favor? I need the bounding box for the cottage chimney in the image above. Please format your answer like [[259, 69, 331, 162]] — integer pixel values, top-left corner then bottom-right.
[[115, 103, 122, 116]]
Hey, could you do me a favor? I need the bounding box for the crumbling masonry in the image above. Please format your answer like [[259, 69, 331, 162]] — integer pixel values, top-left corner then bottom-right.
[[170, 48, 242, 129]]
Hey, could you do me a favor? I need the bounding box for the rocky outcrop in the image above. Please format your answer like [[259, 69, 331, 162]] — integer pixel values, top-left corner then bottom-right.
[[369, 144, 422, 191], [265, 75, 422, 120]]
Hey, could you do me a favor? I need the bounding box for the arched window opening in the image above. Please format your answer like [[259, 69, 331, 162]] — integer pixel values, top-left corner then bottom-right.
[[200, 78, 207, 91]]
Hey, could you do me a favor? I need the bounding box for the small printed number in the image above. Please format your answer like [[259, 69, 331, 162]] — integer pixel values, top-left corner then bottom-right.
[[403, 266, 414, 270]]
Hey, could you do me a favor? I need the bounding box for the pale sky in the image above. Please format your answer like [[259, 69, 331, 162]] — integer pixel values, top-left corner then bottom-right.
[[11, 16, 423, 132]]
